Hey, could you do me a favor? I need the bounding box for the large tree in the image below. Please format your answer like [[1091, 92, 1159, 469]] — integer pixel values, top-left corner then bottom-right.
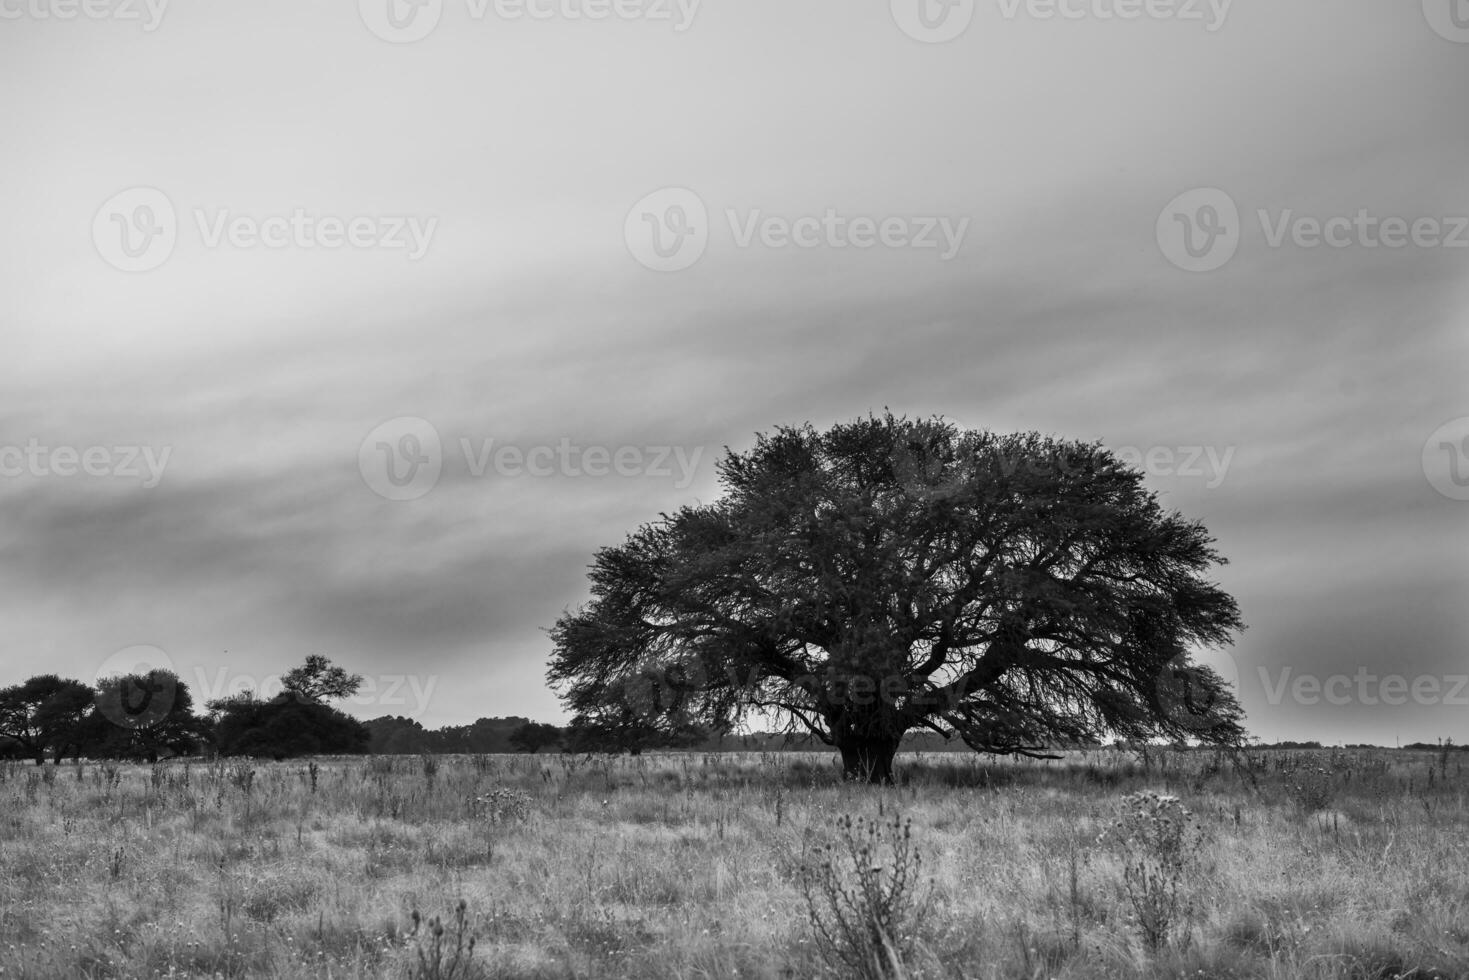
[[210, 692, 370, 760], [508, 720, 565, 754], [0, 676, 94, 765], [209, 655, 369, 759], [548, 413, 1245, 783], [90, 670, 209, 762]]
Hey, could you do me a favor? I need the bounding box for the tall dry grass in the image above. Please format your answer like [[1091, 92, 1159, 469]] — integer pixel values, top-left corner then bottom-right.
[[0, 747, 1466, 978]]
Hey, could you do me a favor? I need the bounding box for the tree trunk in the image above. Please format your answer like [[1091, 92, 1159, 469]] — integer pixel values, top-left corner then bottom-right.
[[836, 734, 902, 785]]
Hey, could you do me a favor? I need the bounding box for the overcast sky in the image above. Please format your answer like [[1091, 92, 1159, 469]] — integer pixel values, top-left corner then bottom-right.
[[1, 0, 1465, 746]]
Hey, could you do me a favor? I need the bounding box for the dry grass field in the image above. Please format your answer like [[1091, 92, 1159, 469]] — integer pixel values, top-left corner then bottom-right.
[[2, 748, 1467, 979]]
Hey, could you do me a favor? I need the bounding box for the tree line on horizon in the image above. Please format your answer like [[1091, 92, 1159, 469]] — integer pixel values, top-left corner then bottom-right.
[[0, 655, 373, 764], [0, 653, 1439, 764], [0, 652, 763, 763], [9, 414, 1451, 774]]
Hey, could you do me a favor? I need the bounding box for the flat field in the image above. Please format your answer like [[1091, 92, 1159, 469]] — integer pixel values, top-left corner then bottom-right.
[[1, 748, 1467, 979]]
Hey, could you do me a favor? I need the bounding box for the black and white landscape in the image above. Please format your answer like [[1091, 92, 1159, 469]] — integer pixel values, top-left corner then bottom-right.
[[1, 3, 1467, 978]]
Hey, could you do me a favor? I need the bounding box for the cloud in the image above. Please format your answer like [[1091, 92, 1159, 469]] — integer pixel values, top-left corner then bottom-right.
[[0, 0, 1464, 741]]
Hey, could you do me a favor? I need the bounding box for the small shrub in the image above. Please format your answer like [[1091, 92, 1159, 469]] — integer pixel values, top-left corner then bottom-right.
[[475, 788, 532, 824], [1286, 767, 1335, 814], [229, 763, 256, 794], [1098, 791, 1205, 951], [798, 813, 931, 979], [407, 899, 480, 979]]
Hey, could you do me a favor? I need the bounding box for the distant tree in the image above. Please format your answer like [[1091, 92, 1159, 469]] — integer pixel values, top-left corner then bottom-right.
[[363, 715, 432, 754], [550, 413, 1245, 784], [281, 655, 364, 704], [210, 692, 369, 760], [562, 705, 705, 756], [0, 675, 94, 764], [435, 716, 532, 754], [508, 721, 563, 753], [89, 670, 209, 762]]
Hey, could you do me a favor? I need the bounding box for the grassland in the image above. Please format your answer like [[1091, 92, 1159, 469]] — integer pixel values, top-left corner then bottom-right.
[[1, 747, 1467, 979]]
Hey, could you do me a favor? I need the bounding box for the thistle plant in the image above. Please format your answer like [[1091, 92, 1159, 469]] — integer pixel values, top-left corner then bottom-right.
[[407, 899, 480, 979], [798, 813, 931, 979], [1098, 792, 1206, 951], [475, 788, 532, 824]]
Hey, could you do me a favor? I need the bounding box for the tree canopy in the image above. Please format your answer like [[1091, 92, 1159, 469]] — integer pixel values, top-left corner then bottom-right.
[[281, 654, 364, 704], [548, 413, 1246, 783], [88, 669, 209, 762], [210, 693, 369, 760], [0, 675, 93, 764], [508, 720, 565, 754], [209, 655, 369, 759]]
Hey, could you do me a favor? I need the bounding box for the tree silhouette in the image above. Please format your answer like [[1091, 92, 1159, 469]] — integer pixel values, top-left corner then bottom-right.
[[562, 706, 704, 755], [89, 670, 208, 762], [507, 721, 564, 753], [210, 691, 369, 760], [549, 413, 1245, 784], [281, 655, 363, 704], [0, 675, 94, 765]]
